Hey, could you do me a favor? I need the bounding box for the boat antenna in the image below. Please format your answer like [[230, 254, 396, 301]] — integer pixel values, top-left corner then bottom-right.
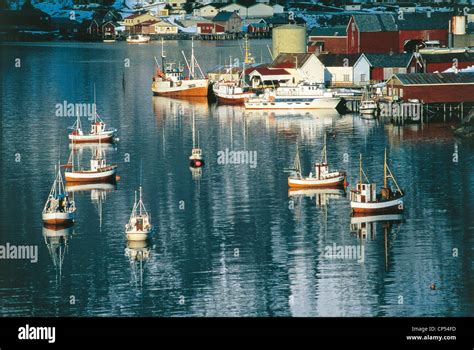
[[192, 109, 196, 148], [139, 186, 142, 216]]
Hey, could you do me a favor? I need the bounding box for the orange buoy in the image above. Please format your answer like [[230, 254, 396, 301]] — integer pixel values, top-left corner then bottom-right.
[[115, 175, 121, 181]]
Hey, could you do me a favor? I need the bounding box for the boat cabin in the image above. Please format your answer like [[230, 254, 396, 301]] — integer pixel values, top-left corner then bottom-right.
[[91, 121, 105, 135], [314, 162, 329, 179], [350, 183, 377, 203]]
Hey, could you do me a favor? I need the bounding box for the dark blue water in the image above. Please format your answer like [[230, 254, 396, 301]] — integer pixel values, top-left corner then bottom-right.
[[0, 41, 473, 316]]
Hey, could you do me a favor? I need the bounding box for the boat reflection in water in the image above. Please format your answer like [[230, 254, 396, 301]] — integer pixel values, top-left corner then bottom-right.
[[125, 240, 151, 286], [66, 182, 116, 230], [350, 213, 404, 269], [288, 188, 346, 207], [152, 95, 209, 124], [42, 224, 74, 279]]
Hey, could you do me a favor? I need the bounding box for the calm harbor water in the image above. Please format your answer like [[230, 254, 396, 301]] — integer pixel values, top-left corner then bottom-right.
[[1, 40, 473, 317]]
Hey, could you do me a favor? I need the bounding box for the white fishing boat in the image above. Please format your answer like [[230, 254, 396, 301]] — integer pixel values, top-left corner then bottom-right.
[[68, 87, 116, 143], [42, 165, 76, 226], [244, 82, 342, 110], [126, 34, 150, 44], [152, 38, 209, 97], [359, 89, 378, 117], [65, 142, 117, 183], [213, 36, 256, 105], [350, 150, 404, 214], [288, 135, 346, 188], [125, 187, 153, 241], [189, 109, 204, 168]]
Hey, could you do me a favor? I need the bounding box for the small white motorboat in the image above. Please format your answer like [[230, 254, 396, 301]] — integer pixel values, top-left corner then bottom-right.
[[125, 187, 153, 241]]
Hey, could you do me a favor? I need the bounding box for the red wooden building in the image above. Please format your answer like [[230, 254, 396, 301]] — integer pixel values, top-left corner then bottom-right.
[[344, 13, 452, 54], [347, 14, 399, 54], [363, 53, 419, 81], [308, 26, 347, 54], [397, 13, 451, 52], [197, 22, 225, 34], [385, 72, 474, 103], [421, 52, 474, 73]]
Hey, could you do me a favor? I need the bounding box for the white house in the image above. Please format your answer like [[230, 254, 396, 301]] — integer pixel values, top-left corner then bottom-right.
[[317, 53, 362, 86], [353, 54, 371, 86], [273, 4, 285, 14], [221, 3, 247, 17], [270, 53, 327, 84], [247, 3, 273, 18], [193, 4, 220, 18]]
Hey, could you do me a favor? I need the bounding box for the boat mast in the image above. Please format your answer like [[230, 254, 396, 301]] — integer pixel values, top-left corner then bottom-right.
[[293, 144, 301, 175], [93, 84, 97, 124], [321, 133, 327, 164], [359, 154, 362, 186], [139, 186, 142, 216], [161, 37, 165, 70], [192, 109, 196, 148], [384, 148, 387, 188], [191, 37, 195, 79]]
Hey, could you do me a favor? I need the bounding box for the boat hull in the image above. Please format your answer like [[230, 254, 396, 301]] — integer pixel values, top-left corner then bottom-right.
[[42, 211, 75, 225], [350, 197, 404, 214], [125, 229, 152, 241], [68, 132, 114, 143], [288, 174, 346, 188], [152, 80, 209, 97], [245, 97, 342, 110], [65, 167, 117, 183], [216, 94, 253, 105]]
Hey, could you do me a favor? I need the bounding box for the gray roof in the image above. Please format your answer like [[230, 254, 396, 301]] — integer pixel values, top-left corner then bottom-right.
[[317, 53, 362, 67], [364, 53, 414, 68], [395, 12, 452, 31], [213, 11, 239, 22], [309, 26, 347, 37], [422, 52, 474, 64], [352, 14, 398, 32], [393, 72, 474, 85]]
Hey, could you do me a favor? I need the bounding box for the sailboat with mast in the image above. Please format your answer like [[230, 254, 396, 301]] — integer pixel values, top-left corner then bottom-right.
[[212, 35, 256, 105], [42, 164, 76, 226], [68, 87, 116, 143], [189, 108, 204, 168], [64, 140, 117, 183], [125, 187, 153, 241], [288, 135, 346, 188], [152, 38, 209, 97], [350, 149, 404, 214]]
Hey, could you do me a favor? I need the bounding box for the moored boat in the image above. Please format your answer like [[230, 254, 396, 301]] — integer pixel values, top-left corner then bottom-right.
[[125, 187, 153, 241], [244, 82, 342, 110], [65, 143, 117, 183], [42, 165, 76, 226], [359, 89, 378, 118], [152, 38, 208, 97], [288, 134, 346, 188], [350, 150, 404, 214], [126, 34, 150, 44], [68, 88, 116, 143], [189, 108, 204, 168]]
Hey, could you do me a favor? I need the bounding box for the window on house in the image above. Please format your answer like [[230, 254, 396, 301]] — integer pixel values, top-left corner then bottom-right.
[[343, 74, 350, 82], [400, 88, 403, 97], [360, 74, 366, 82]]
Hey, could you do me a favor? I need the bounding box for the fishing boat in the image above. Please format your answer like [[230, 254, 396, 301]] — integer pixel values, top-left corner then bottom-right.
[[350, 150, 404, 214], [244, 82, 342, 110], [65, 143, 117, 183], [213, 36, 256, 105], [359, 89, 378, 117], [42, 165, 76, 226], [125, 187, 153, 241], [68, 88, 116, 143], [152, 38, 208, 97], [288, 135, 346, 188], [189, 109, 204, 168], [126, 34, 150, 44]]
